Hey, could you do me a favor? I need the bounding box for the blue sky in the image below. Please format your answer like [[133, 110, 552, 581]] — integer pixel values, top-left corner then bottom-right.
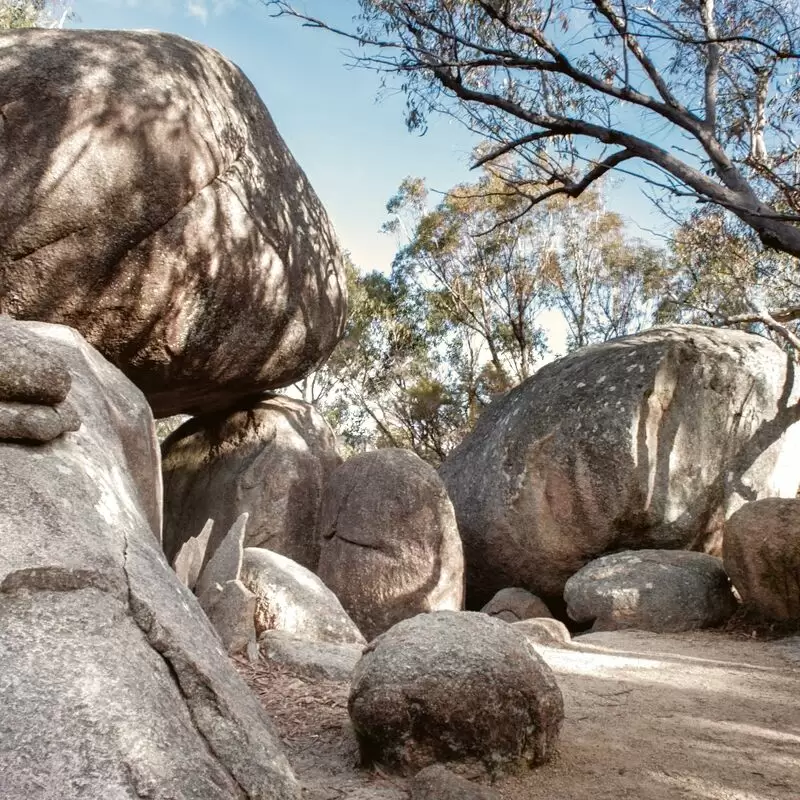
[[71, 0, 668, 273]]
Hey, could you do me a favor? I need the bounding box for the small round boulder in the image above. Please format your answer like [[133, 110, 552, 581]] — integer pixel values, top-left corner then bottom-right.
[[348, 611, 564, 774], [512, 618, 571, 646], [481, 587, 552, 622]]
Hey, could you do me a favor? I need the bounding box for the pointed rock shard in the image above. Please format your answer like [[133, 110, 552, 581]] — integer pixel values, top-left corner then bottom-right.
[[195, 513, 248, 604], [162, 395, 342, 569], [171, 518, 214, 591]]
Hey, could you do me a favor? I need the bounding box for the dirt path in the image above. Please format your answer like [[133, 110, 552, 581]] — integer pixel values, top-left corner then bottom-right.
[[237, 630, 800, 800]]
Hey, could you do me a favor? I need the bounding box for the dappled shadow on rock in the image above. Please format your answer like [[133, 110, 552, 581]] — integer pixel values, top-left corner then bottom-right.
[[440, 326, 800, 607], [0, 29, 347, 417]]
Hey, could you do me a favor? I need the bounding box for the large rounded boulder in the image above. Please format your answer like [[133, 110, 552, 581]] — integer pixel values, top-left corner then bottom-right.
[[162, 395, 341, 569], [317, 449, 464, 640], [439, 326, 800, 606], [0, 319, 298, 799], [0, 29, 347, 417], [348, 611, 564, 774], [723, 497, 800, 621]]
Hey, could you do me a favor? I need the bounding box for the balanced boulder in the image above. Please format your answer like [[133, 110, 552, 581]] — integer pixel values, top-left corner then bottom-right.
[[723, 498, 800, 621], [0, 319, 298, 799], [564, 550, 737, 632], [440, 325, 800, 606], [162, 395, 341, 568], [348, 611, 563, 774], [317, 449, 464, 640], [0, 29, 347, 417], [240, 547, 365, 644]]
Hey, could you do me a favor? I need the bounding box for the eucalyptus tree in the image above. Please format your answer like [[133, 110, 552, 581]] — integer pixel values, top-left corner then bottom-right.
[[0, 0, 71, 28], [268, 1, 800, 265]]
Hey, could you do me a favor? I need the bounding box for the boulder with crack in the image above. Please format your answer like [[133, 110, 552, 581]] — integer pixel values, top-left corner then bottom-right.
[[0, 318, 299, 800], [317, 449, 465, 641], [162, 395, 341, 569]]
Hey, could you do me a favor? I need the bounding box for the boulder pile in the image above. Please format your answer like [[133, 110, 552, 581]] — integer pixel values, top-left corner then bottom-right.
[[440, 325, 800, 607], [0, 319, 298, 800]]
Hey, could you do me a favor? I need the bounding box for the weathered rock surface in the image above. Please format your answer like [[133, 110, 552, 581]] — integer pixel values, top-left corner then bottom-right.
[[348, 611, 563, 774], [0, 29, 347, 417], [162, 395, 341, 568], [0, 315, 80, 442], [0, 315, 71, 403], [409, 764, 501, 800], [513, 618, 572, 646], [318, 449, 465, 640], [565, 550, 737, 632], [240, 547, 364, 644], [259, 630, 363, 682], [0, 319, 298, 799], [0, 399, 80, 442], [440, 326, 800, 606], [724, 497, 800, 621], [481, 587, 552, 622]]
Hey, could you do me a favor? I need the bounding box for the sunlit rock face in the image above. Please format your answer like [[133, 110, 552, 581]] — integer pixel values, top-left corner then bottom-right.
[[0, 29, 347, 417], [239, 547, 365, 645], [440, 325, 800, 607], [0, 319, 299, 800]]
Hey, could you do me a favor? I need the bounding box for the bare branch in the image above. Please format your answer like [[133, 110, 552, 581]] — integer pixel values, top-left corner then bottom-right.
[[471, 131, 564, 169]]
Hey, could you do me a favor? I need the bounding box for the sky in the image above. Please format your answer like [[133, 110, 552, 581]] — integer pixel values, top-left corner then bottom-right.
[[70, 0, 670, 277]]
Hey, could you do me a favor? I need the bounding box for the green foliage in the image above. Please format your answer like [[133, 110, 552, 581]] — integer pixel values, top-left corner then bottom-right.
[[272, 0, 800, 259], [0, 0, 70, 28], [0, 0, 41, 27], [305, 175, 661, 464], [543, 192, 666, 349], [657, 209, 800, 355]]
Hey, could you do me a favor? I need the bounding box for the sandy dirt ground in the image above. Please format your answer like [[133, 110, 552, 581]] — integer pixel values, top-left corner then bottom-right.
[[236, 630, 800, 800]]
